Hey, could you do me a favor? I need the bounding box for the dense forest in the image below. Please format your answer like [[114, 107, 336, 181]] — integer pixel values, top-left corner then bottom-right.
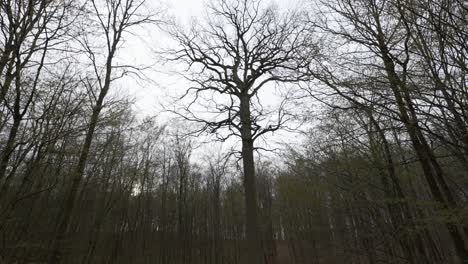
[[0, 0, 466, 263]]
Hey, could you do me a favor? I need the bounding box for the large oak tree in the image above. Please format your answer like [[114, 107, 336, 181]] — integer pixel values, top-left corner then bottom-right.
[[165, 0, 317, 263]]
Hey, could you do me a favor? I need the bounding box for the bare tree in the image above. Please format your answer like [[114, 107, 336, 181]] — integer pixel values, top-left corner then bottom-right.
[[48, 0, 157, 262], [165, 0, 317, 262], [0, 0, 75, 184], [307, 0, 468, 261]]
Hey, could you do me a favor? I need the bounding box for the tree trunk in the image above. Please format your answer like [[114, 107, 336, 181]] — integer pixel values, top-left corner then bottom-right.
[[239, 94, 262, 264]]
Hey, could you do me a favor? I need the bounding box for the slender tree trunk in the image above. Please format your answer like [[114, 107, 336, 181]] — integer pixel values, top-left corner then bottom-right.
[[47, 30, 116, 259], [213, 178, 221, 264]]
